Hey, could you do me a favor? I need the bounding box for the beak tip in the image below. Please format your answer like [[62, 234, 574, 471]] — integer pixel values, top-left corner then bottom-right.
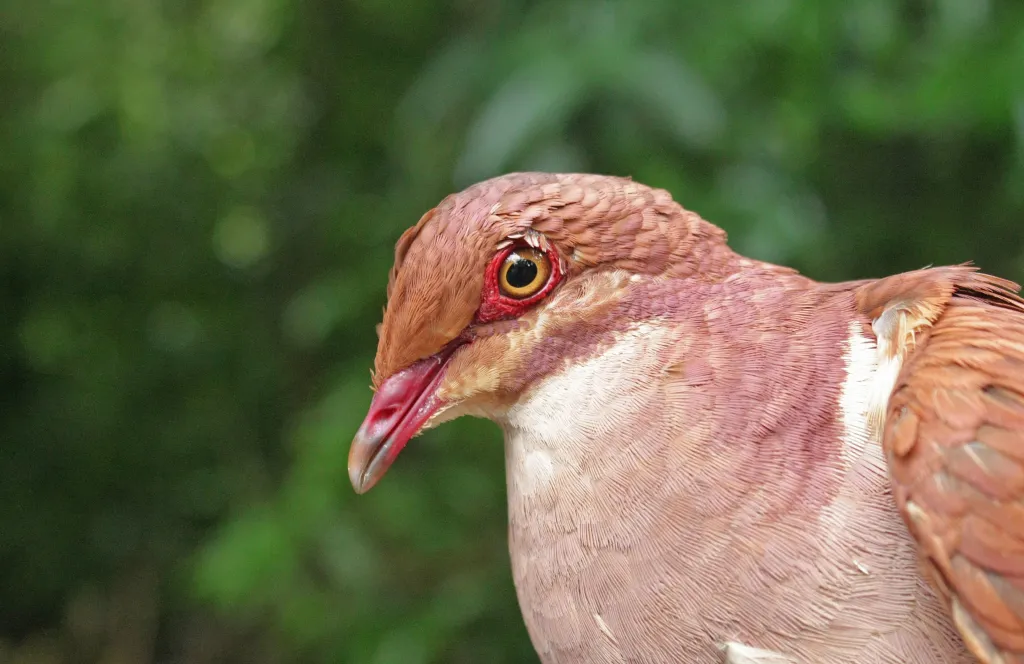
[[348, 427, 386, 495], [347, 438, 372, 494], [348, 467, 368, 494]]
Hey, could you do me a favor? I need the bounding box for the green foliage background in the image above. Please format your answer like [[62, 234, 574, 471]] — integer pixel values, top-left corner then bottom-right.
[[2, 1, 1023, 662]]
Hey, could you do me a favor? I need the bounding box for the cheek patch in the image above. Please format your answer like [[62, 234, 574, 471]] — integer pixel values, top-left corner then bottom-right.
[[436, 340, 510, 402]]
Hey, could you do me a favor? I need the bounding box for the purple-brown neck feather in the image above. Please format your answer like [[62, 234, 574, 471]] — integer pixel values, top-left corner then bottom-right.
[[504, 267, 855, 514]]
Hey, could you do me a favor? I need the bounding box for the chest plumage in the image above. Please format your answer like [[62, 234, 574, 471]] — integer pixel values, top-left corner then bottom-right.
[[348, 173, 1024, 664]]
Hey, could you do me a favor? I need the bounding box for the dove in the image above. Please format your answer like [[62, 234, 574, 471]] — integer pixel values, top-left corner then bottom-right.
[[348, 172, 1024, 663]]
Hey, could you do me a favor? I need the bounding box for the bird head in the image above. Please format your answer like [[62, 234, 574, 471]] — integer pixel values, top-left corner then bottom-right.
[[348, 172, 739, 493]]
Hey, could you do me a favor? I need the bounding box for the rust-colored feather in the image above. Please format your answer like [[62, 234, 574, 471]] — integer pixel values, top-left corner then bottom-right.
[[879, 272, 1024, 663]]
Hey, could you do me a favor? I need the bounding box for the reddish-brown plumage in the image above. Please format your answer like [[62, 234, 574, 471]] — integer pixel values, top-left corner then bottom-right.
[[350, 172, 1024, 663], [372, 173, 739, 388], [883, 285, 1024, 664]]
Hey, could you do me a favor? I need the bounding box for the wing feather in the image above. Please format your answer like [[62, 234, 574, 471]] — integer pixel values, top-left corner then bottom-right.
[[880, 271, 1024, 664]]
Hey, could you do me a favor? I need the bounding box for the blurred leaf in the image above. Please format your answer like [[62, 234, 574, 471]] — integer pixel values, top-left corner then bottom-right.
[[612, 51, 725, 149], [455, 59, 587, 186]]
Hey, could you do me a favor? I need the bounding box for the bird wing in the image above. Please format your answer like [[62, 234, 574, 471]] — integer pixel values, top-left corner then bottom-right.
[[866, 267, 1024, 663]]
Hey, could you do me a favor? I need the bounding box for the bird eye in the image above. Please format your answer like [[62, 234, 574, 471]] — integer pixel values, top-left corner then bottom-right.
[[498, 247, 551, 299]]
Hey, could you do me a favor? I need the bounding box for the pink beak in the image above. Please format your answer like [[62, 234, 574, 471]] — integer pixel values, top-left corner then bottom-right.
[[348, 347, 458, 493]]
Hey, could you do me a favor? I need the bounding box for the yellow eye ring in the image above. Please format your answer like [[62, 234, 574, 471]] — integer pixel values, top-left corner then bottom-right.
[[498, 247, 551, 299]]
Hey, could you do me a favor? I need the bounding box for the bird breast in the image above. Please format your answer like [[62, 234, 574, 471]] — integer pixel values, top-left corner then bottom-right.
[[497, 294, 971, 663]]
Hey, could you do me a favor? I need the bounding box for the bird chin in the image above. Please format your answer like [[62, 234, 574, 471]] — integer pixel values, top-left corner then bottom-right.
[[348, 345, 460, 494]]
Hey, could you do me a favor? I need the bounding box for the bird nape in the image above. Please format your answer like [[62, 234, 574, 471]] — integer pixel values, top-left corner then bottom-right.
[[348, 172, 1024, 664]]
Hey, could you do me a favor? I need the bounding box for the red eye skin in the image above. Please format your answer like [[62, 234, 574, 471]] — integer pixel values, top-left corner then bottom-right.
[[474, 243, 564, 324]]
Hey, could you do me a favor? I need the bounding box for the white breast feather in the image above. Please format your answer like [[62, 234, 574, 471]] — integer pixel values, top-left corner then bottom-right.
[[722, 641, 796, 663], [838, 319, 906, 456], [502, 323, 670, 495]]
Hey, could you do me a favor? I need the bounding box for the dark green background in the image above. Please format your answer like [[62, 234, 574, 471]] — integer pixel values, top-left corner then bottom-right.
[[3, 1, 1023, 662]]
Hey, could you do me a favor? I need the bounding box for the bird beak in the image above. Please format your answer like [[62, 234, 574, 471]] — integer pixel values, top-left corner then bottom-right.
[[348, 346, 458, 494]]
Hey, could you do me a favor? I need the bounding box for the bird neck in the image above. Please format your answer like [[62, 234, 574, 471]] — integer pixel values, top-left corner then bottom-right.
[[498, 272, 891, 548]]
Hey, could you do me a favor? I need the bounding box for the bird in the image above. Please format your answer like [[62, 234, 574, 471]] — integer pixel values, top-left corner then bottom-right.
[[347, 172, 1024, 663]]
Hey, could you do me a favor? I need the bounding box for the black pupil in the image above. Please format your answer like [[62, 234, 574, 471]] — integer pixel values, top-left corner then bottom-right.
[[506, 257, 538, 289]]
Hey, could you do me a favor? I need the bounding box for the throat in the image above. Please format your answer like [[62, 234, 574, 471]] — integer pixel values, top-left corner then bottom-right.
[[500, 322, 680, 499]]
